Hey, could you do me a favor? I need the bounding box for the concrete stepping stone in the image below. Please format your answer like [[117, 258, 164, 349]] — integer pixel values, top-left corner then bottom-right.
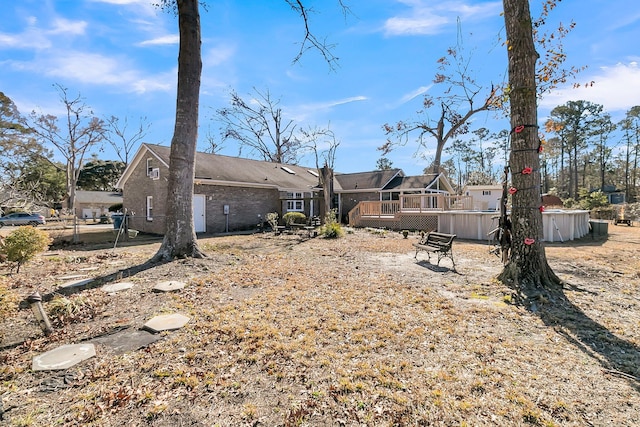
[[101, 282, 135, 293], [32, 343, 96, 371], [90, 329, 162, 354], [143, 313, 190, 333], [60, 278, 93, 289], [153, 280, 186, 292]]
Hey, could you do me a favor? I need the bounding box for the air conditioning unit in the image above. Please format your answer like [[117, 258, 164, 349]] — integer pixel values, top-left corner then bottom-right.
[[149, 168, 160, 180]]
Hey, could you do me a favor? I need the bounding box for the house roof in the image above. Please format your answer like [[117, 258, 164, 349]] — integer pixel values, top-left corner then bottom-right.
[[75, 191, 123, 205], [118, 144, 321, 191], [333, 169, 403, 192], [385, 174, 438, 191]]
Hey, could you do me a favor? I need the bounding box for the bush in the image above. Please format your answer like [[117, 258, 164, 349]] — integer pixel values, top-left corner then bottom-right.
[[266, 212, 279, 231], [109, 203, 123, 212], [321, 209, 343, 239], [579, 190, 609, 210], [1, 226, 51, 273], [283, 212, 306, 225], [321, 221, 344, 238]]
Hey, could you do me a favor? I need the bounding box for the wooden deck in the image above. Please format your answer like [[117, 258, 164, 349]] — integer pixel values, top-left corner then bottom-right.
[[348, 196, 590, 242]]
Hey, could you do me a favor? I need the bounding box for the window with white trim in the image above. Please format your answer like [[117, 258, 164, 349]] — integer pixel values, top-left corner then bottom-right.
[[146, 196, 153, 221], [286, 192, 304, 212], [146, 158, 153, 176]]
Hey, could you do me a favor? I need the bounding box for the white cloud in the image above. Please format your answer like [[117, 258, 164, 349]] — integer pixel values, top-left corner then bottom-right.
[[203, 44, 236, 67], [138, 34, 179, 46], [394, 85, 431, 107], [0, 16, 87, 49], [287, 96, 368, 122], [49, 17, 87, 35], [540, 62, 640, 113], [383, 0, 502, 36], [5, 51, 174, 94]]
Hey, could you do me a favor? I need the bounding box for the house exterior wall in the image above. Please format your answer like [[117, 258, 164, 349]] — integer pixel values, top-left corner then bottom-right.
[[123, 156, 169, 234], [339, 191, 380, 222], [464, 187, 502, 211], [195, 184, 281, 233], [122, 156, 317, 235]]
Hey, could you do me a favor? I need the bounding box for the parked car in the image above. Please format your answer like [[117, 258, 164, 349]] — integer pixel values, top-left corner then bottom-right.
[[0, 212, 46, 227]]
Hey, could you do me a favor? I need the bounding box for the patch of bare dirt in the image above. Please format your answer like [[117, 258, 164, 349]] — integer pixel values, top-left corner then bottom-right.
[[1, 224, 639, 426]]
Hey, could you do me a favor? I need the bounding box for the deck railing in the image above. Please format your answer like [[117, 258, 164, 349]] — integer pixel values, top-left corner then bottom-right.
[[348, 194, 473, 225]]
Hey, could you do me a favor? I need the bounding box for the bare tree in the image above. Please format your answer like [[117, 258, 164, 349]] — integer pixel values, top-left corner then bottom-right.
[[27, 84, 106, 239], [381, 43, 499, 174], [216, 88, 303, 164], [300, 124, 340, 219], [202, 124, 224, 154], [105, 115, 150, 166]]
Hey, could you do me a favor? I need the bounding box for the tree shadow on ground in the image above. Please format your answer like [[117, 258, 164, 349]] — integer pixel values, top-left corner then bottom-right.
[[39, 258, 171, 303], [531, 285, 640, 391]]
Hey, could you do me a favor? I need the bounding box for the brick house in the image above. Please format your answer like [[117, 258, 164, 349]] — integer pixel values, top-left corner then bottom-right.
[[116, 144, 323, 234]]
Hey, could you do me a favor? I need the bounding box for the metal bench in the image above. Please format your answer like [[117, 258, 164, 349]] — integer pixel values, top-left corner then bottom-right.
[[413, 231, 456, 268]]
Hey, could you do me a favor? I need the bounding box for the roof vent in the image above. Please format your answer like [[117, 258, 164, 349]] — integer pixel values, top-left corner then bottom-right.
[[281, 166, 295, 175]]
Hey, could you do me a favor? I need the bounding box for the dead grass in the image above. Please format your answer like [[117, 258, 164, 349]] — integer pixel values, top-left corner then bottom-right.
[[1, 225, 640, 426]]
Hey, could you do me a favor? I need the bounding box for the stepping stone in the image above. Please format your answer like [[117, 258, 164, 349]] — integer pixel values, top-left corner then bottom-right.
[[153, 281, 186, 292], [32, 343, 96, 371], [101, 282, 135, 293], [57, 274, 87, 280], [90, 329, 162, 354], [60, 278, 93, 289], [143, 313, 190, 333]]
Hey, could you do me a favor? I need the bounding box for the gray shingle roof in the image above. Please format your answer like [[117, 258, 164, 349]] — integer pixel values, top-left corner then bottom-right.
[[75, 191, 123, 204], [384, 175, 439, 190], [144, 144, 321, 191], [334, 169, 403, 191]]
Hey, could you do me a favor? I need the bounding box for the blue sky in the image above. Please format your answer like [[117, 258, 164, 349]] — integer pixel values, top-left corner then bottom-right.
[[2, 0, 640, 176]]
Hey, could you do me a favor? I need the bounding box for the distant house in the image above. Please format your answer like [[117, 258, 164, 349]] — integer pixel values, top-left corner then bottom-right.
[[116, 144, 323, 234], [462, 184, 502, 211], [71, 191, 123, 220]]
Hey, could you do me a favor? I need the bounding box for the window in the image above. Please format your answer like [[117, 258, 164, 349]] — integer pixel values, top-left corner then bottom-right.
[[146, 158, 153, 176], [286, 192, 304, 212], [482, 190, 492, 196], [146, 196, 153, 221]]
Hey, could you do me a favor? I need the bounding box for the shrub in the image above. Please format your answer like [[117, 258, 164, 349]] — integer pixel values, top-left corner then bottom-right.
[[1, 226, 51, 273], [266, 212, 279, 231], [283, 212, 306, 225], [579, 190, 609, 210], [108, 203, 123, 212], [321, 209, 343, 239]]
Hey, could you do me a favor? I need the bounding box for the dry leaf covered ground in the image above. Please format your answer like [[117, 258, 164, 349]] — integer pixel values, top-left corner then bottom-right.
[[1, 223, 640, 426]]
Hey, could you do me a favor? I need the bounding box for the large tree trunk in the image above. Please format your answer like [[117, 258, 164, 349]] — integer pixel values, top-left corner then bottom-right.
[[153, 0, 205, 261], [498, 0, 561, 295]]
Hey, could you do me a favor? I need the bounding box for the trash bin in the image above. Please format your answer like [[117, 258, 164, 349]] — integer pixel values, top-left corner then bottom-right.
[[589, 219, 608, 237], [112, 213, 124, 229]]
